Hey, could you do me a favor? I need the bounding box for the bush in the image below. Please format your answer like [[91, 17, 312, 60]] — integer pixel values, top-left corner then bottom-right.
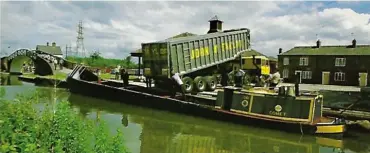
[[0, 88, 129, 153], [66, 56, 137, 69]]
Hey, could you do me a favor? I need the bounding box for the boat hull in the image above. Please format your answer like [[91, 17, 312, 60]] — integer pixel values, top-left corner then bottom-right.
[[66, 76, 345, 137]]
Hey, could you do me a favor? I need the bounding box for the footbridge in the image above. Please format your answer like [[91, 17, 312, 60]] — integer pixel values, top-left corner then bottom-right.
[[0, 48, 77, 76]]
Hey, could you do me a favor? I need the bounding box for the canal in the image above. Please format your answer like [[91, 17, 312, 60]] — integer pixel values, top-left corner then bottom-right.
[[1, 74, 370, 153]]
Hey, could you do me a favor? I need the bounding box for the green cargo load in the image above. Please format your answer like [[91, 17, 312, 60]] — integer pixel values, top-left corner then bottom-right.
[[142, 29, 251, 78]]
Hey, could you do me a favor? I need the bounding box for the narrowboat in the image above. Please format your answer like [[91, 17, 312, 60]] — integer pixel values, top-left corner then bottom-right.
[[214, 86, 346, 136], [66, 65, 346, 137]]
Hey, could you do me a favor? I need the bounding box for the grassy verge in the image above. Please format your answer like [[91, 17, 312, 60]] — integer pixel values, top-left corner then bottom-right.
[[0, 88, 130, 153]]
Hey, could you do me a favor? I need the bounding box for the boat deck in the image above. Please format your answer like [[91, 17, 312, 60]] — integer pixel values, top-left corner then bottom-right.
[[278, 83, 361, 92], [107, 79, 361, 93]]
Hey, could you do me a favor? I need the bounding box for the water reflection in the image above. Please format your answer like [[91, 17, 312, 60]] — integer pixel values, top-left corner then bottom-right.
[[0, 74, 23, 86], [67, 94, 370, 153], [1, 81, 369, 153]]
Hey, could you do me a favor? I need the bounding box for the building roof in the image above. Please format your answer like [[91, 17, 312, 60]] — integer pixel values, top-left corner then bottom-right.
[[36, 44, 63, 55], [268, 56, 278, 61], [280, 45, 370, 56], [241, 49, 265, 57], [167, 32, 197, 39]]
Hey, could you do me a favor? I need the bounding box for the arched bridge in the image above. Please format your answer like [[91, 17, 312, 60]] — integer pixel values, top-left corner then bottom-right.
[[1, 49, 77, 76]]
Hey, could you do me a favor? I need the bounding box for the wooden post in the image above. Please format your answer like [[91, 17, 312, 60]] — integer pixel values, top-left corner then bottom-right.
[[138, 57, 141, 76]]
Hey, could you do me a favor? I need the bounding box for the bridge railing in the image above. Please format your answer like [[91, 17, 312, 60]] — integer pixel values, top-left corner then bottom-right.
[[35, 50, 77, 69]]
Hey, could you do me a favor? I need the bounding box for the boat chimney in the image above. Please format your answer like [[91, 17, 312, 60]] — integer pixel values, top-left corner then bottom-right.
[[279, 48, 282, 54], [207, 15, 223, 34], [47, 42, 49, 46]]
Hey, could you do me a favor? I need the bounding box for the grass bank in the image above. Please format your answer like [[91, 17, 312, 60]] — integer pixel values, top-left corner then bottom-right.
[[0, 88, 130, 153]]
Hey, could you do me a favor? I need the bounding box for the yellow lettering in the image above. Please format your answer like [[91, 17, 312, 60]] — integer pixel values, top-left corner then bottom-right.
[[204, 47, 209, 55], [195, 49, 200, 58], [200, 48, 204, 57], [221, 43, 225, 51], [269, 111, 287, 117], [213, 45, 218, 54], [191, 50, 195, 59]]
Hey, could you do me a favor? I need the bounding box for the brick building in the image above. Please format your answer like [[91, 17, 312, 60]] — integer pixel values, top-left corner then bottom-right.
[[278, 39, 370, 87]]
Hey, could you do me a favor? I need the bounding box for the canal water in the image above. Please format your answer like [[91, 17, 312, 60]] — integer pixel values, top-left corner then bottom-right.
[[1, 74, 370, 153]]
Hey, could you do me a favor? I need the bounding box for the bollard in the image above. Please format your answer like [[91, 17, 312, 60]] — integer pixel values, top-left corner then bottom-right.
[[222, 87, 236, 111]]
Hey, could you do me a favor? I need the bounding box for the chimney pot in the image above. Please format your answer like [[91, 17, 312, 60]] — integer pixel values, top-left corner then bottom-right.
[[52, 42, 56, 47], [352, 39, 357, 48], [316, 39, 321, 48], [207, 15, 223, 34], [279, 48, 282, 54]]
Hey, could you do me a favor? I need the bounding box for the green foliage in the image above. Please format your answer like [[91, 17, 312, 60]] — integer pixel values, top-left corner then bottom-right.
[[66, 54, 137, 69], [0, 89, 130, 153]]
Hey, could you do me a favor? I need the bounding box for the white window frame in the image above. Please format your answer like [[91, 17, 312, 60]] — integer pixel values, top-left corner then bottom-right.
[[299, 57, 309, 66], [302, 71, 312, 79], [283, 57, 289, 65], [282, 69, 289, 78], [335, 58, 346, 67], [334, 72, 345, 81]]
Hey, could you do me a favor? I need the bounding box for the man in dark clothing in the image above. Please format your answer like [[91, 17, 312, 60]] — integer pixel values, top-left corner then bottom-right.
[[121, 69, 129, 88]]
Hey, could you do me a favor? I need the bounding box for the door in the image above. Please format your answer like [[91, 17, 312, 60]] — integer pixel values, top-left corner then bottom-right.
[[322, 72, 330, 85], [295, 71, 302, 83], [359, 73, 368, 87]]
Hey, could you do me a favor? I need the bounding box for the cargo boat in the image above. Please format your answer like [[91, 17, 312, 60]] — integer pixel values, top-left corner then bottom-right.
[[69, 94, 361, 153], [67, 65, 346, 137]]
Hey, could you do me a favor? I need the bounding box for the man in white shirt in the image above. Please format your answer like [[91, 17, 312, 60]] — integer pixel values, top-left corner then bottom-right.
[[268, 69, 281, 88], [53, 58, 58, 70], [171, 71, 186, 99]]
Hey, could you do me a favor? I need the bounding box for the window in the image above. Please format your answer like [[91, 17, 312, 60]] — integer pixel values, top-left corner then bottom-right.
[[283, 69, 289, 78], [302, 71, 312, 79], [335, 58, 346, 67], [334, 72, 345, 81], [299, 57, 309, 66], [255, 59, 261, 65], [283, 57, 289, 65]]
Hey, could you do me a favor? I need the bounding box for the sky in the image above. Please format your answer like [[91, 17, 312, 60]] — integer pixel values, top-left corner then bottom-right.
[[1, 1, 369, 61]]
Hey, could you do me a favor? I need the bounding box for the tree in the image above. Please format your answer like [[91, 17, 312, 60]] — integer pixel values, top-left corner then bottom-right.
[[124, 56, 132, 68], [90, 51, 102, 65], [90, 51, 102, 60]]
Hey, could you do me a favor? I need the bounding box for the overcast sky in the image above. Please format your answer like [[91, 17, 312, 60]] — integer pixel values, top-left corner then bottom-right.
[[1, 1, 369, 60]]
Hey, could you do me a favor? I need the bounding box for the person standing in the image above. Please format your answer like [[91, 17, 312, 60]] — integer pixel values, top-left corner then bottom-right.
[[121, 69, 129, 88], [171, 71, 186, 99], [53, 58, 58, 70], [59, 58, 64, 70], [268, 69, 281, 88], [115, 66, 119, 80], [123, 69, 129, 87], [234, 68, 245, 87]]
